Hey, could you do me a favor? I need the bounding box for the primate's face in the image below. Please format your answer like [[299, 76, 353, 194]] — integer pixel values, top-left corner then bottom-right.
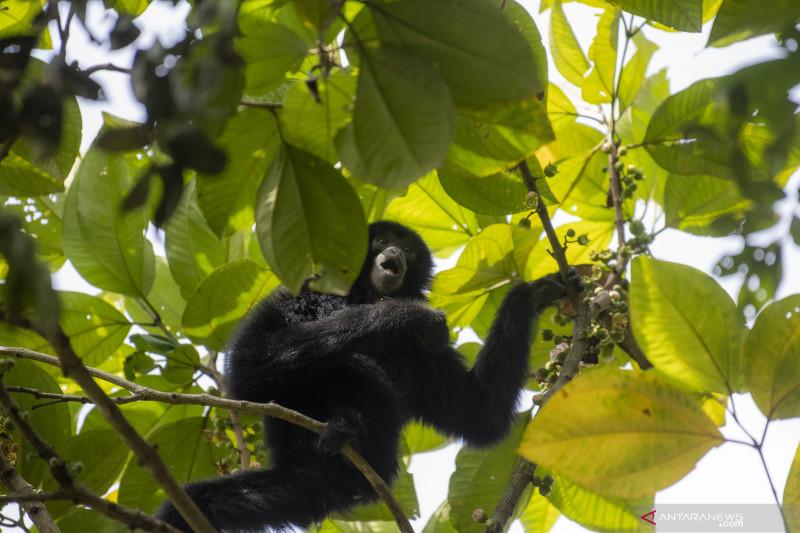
[[369, 230, 419, 295]]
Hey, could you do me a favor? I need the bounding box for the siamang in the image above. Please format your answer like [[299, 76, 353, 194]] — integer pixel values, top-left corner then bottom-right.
[[156, 220, 584, 532]]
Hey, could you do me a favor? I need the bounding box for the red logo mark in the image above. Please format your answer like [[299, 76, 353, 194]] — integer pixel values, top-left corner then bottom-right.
[[641, 510, 656, 525]]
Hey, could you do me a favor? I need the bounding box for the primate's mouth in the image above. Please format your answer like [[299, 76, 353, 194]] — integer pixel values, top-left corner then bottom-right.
[[380, 258, 402, 276]]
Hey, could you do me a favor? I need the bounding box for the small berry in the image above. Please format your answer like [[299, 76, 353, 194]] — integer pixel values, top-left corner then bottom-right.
[[544, 163, 559, 177]]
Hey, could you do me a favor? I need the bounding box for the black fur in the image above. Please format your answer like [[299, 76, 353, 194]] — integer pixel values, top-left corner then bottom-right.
[[155, 221, 584, 532]]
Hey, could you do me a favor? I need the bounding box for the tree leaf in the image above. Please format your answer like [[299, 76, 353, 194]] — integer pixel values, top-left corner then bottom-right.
[[708, 0, 800, 47], [519, 367, 724, 498], [549, 0, 590, 88], [438, 170, 529, 215], [582, 6, 620, 105], [165, 179, 228, 299], [785, 442, 800, 532], [370, 0, 543, 109], [433, 223, 515, 295], [7, 359, 71, 488], [519, 493, 560, 533], [337, 46, 456, 189], [62, 144, 155, 297], [281, 70, 357, 163], [630, 256, 743, 393], [742, 295, 800, 420], [612, 0, 702, 32], [255, 144, 367, 294], [384, 173, 479, 253], [643, 78, 732, 178], [448, 417, 528, 532], [663, 173, 751, 236], [59, 291, 131, 367], [182, 259, 278, 351], [618, 32, 659, 112], [444, 97, 554, 177], [236, 16, 309, 95], [118, 418, 223, 513], [196, 107, 280, 237], [542, 469, 653, 533]]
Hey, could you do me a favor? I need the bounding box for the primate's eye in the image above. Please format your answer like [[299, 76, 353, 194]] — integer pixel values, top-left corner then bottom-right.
[[403, 247, 413, 254], [378, 238, 389, 246]]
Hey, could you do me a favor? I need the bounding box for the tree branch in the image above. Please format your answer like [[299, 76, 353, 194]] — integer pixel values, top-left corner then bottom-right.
[[0, 346, 413, 533], [0, 377, 182, 532], [40, 329, 218, 533], [0, 448, 59, 533]]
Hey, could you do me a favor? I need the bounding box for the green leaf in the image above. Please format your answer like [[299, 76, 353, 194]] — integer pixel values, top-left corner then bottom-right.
[[549, 0, 590, 88], [0, 193, 66, 269], [618, 32, 659, 112], [196, 108, 280, 237], [643, 78, 732, 178], [337, 46, 456, 188], [255, 144, 367, 294], [439, 170, 529, 215], [519, 367, 724, 498], [612, 0, 702, 32], [742, 295, 800, 420], [165, 180, 228, 299], [402, 421, 448, 455], [384, 173, 479, 252], [582, 6, 620, 105], [663, 173, 751, 236], [422, 501, 458, 533], [370, 0, 543, 109], [448, 417, 528, 532], [444, 97, 554, 177], [59, 291, 131, 367], [124, 258, 187, 338], [118, 418, 223, 513], [0, 153, 65, 195], [433, 223, 515, 295], [182, 259, 279, 351], [786, 443, 800, 533], [7, 359, 71, 487], [43, 430, 127, 519], [544, 470, 653, 533], [631, 257, 743, 393], [281, 70, 357, 163], [236, 16, 309, 95], [708, 0, 800, 47], [62, 144, 155, 297]]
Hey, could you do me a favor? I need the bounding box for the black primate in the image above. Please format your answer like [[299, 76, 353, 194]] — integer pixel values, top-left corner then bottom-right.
[[156, 220, 584, 532]]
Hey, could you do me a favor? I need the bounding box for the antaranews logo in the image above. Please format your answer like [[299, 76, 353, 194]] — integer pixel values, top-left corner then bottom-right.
[[635, 504, 787, 532]]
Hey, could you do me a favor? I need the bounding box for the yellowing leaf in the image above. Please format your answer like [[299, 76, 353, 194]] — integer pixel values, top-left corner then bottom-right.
[[631, 257, 743, 393], [743, 295, 800, 420], [519, 367, 724, 498]]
